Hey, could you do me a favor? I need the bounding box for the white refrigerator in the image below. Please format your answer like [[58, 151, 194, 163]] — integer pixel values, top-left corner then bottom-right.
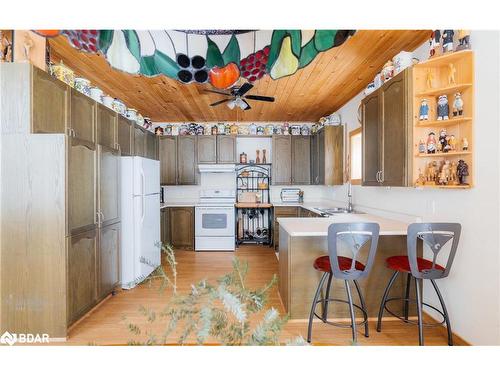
[[120, 156, 161, 289]]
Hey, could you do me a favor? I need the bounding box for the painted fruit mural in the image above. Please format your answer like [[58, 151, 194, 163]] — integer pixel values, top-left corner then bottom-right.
[[40, 29, 355, 88]]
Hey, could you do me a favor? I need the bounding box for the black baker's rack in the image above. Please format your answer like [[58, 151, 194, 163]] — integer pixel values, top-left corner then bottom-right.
[[236, 164, 272, 245]]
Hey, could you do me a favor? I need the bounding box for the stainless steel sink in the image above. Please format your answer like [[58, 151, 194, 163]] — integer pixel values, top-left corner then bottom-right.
[[314, 207, 364, 216]]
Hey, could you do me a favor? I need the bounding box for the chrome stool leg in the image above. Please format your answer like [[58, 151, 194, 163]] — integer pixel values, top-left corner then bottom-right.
[[345, 280, 357, 343], [377, 270, 399, 332], [431, 279, 453, 346], [322, 273, 333, 320], [404, 273, 412, 322], [414, 277, 424, 346], [307, 272, 329, 343], [353, 280, 369, 337]]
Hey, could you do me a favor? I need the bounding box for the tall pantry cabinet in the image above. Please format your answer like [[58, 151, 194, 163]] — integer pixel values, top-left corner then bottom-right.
[[0, 64, 120, 338]]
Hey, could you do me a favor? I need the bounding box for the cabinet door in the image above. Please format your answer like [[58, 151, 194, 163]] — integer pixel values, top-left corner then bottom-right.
[[310, 133, 319, 185], [68, 138, 97, 236], [96, 104, 117, 149], [134, 126, 146, 157], [160, 208, 171, 245], [217, 135, 237, 163], [272, 136, 292, 185], [117, 117, 133, 156], [291, 136, 311, 184], [98, 145, 120, 226], [362, 92, 382, 186], [159, 136, 177, 185], [70, 89, 95, 143], [32, 66, 68, 134], [381, 73, 408, 186], [273, 206, 298, 250], [177, 136, 197, 185], [67, 229, 97, 324], [198, 136, 217, 163], [98, 223, 120, 299], [169, 207, 194, 250], [318, 130, 325, 184], [325, 126, 344, 186], [145, 132, 158, 160]]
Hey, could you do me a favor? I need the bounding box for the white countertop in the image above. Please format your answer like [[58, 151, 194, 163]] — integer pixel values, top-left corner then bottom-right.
[[277, 214, 410, 236], [161, 200, 198, 208], [271, 199, 350, 215]]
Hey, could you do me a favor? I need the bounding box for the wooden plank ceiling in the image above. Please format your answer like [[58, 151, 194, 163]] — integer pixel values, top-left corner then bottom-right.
[[49, 30, 429, 122]]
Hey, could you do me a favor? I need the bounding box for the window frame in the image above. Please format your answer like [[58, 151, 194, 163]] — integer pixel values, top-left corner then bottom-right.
[[348, 127, 362, 185]]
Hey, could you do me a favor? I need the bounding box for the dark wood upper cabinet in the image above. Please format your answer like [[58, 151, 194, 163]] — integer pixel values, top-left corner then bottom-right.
[[272, 135, 292, 185], [362, 69, 412, 187], [217, 135, 237, 163], [70, 89, 95, 143], [145, 132, 159, 160], [169, 207, 194, 250], [177, 136, 198, 185], [310, 133, 319, 184], [310, 127, 343, 186], [291, 136, 311, 184], [134, 125, 146, 157], [32, 66, 69, 134], [96, 104, 117, 150], [159, 136, 177, 185], [98, 145, 120, 227], [198, 135, 217, 163], [117, 117, 133, 156]]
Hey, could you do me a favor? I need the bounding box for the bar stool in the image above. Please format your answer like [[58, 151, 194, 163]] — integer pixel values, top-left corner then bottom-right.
[[307, 222, 380, 343], [376, 223, 461, 346]]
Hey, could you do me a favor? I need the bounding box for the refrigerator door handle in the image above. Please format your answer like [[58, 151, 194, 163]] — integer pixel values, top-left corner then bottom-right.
[[140, 169, 146, 223]]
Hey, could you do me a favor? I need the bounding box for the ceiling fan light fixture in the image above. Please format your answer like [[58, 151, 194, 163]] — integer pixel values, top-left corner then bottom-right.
[[227, 100, 236, 110]]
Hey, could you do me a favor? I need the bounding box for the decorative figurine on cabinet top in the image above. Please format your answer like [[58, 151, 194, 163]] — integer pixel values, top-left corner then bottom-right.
[[453, 93, 464, 116], [419, 99, 430, 120], [381, 60, 395, 82], [457, 160, 469, 185], [438, 129, 448, 152], [154, 126, 164, 135], [442, 30, 455, 53], [462, 137, 469, 151], [437, 95, 450, 121], [429, 30, 441, 58], [456, 30, 471, 51], [418, 139, 427, 154], [448, 63, 456, 85], [427, 131, 437, 154]]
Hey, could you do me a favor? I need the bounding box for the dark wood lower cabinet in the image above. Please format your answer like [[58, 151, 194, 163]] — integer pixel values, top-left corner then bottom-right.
[[169, 207, 195, 250], [273, 206, 320, 250], [161, 207, 171, 245], [67, 229, 97, 325], [98, 223, 120, 299]]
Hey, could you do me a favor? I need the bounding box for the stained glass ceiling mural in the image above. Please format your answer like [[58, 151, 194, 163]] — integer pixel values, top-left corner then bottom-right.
[[36, 30, 355, 89]]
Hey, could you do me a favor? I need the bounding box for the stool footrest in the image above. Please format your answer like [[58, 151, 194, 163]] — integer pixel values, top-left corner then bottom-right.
[[313, 298, 368, 327], [384, 297, 446, 327]]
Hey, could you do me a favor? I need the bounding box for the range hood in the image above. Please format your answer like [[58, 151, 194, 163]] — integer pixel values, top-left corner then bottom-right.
[[198, 164, 236, 173]]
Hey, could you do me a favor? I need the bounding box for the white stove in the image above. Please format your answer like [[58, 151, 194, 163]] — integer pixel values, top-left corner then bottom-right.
[[195, 189, 236, 251]]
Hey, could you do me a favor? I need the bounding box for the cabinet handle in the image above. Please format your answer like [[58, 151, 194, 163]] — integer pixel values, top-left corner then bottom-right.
[[375, 171, 380, 182], [380, 170, 384, 183]]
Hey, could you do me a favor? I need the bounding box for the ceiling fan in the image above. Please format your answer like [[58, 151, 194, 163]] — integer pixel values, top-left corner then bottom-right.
[[205, 83, 275, 110]]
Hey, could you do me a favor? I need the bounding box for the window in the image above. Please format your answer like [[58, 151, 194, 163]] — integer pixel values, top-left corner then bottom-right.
[[348, 127, 362, 185]]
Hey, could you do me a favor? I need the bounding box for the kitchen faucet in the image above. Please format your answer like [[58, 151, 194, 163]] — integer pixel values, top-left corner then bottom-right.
[[346, 180, 353, 213]]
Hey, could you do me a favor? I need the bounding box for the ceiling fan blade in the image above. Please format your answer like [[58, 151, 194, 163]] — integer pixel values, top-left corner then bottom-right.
[[210, 98, 232, 106], [204, 89, 231, 96], [244, 95, 275, 102], [236, 82, 253, 97], [242, 99, 251, 110]]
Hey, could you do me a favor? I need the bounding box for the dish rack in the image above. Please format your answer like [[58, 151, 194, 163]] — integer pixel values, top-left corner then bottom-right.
[[236, 164, 272, 245]]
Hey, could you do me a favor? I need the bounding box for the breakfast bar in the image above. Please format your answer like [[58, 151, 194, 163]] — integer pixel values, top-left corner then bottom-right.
[[277, 214, 420, 320]]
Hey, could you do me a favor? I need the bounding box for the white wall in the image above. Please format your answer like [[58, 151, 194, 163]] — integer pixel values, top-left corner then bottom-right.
[[335, 31, 500, 345]]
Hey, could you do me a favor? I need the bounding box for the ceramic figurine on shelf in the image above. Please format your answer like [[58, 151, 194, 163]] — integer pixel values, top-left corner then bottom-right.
[[419, 99, 430, 120], [442, 30, 455, 53], [418, 139, 427, 154], [437, 95, 449, 120], [426, 161, 437, 184], [381, 60, 395, 82], [249, 123, 257, 135], [448, 134, 457, 151], [444, 135, 452, 152], [462, 137, 469, 151], [211, 125, 218, 135], [450, 161, 458, 184], [262, 149, 267, 164], [436, 141, 443, 153], [448, 63, 456, 85], [443, 160, 452, 181], [230, 124, 238, 135], [256, 150, 261, 164], [426, 70, 435, 89], [257, 126, 264, 135], [457, 160, 469, 185], [416, 168, 426, 186], [453, 93, 464, 116], [429, 30, 441, 58], [165, 125, 172, 135], [283, 122, 290, 135], [427, 132, 437, 154], [438, 129, 447, 152], [154, 126, 164, 136], [456, 30, 471, 51]]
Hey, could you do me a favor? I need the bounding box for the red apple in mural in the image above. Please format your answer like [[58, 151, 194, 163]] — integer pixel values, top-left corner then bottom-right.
[[209, 63, 240, 90]]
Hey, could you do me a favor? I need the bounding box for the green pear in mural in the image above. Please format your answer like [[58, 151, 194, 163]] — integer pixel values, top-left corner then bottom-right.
[[269, 36, 299, 80]]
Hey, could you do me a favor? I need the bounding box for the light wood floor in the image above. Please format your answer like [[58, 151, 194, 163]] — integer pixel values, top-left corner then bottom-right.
[[65, 245, 465, 346]]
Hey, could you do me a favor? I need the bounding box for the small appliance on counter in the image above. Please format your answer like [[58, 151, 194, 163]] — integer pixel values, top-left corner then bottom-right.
[[280, 188, 304, 203]]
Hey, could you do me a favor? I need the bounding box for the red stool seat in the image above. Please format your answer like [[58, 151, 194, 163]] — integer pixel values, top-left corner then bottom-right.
[[386, 255, 445, 273], [313, 255, 365, 273]]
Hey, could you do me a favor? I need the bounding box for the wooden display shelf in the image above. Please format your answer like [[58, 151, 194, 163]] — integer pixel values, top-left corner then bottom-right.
[[416, 50, 473, 68], [416, 83, 472, 97], [415, 151, 472, 158], [416, 184, 471, 189], [416, 117, 472, 127], [235, 203, 273, 208]]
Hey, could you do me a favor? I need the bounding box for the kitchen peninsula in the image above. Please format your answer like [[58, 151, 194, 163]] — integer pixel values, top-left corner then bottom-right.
[[278, 214, 418, 320]]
